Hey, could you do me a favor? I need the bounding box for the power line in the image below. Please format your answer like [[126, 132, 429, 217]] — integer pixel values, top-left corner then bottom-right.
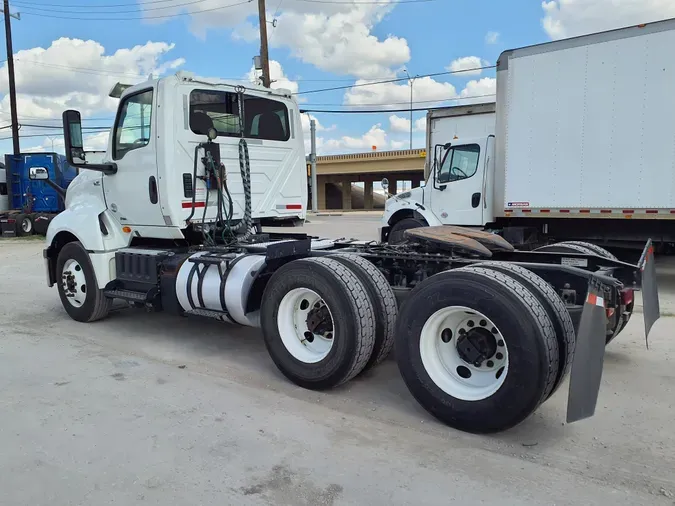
[[295, 65, 496, 95], [20, 123, 111, 131], [19, 0, 253, 20], [301, 98, 496, 114], [304, 93, 496, 107], [13, 0, 189, 7], [13, 0, 211, 14], [296, 0, 435, 3]]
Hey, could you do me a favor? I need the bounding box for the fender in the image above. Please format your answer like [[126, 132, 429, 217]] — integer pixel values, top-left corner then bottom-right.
[[45, 183, 130, 289], [382, 197, 443, 228]]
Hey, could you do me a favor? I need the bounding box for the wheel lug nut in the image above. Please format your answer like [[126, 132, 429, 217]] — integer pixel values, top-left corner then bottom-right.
[[467, 320, 474, 328], [487, 360, 494, 368], [497, 339, 504, 347], [479, 319, 487, 327], [496, 352, 503, 360]]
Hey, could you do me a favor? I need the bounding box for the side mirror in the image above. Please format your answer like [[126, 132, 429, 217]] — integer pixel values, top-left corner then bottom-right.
[[62, 109, 117, 175], [381, 177, 389, 192], [29, 166, 49, 180], [63, 110, 86, 165]]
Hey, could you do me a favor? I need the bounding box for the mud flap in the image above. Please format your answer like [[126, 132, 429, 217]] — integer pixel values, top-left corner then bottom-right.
[[638, 240, 660, 349], [566, 278, 607, 423]]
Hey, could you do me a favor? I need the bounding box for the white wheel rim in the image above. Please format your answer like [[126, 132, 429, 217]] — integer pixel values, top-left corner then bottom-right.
[[420, 306, 508, 401], [61, 259, 88, 308], [277, 287, 335, 363], [22, 219, 31, 233]]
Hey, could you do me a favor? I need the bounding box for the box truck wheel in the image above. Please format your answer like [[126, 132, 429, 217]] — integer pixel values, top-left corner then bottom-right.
[[15, 213, 34, 236], [260, 257, 376, 390], [329, 253, 398, 371], [56, 241, 112, 323], [464, 262, 575, 400], [388, 217, 427, 244], [395, 267, 559, 433]]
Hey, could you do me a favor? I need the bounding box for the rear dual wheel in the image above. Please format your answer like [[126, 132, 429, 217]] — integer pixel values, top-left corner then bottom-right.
[[535, 241, 632, 343], [395, 266, 562, 433]]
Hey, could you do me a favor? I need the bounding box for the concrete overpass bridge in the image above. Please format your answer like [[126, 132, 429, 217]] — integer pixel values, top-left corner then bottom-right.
[[313, 148, 426, 210]]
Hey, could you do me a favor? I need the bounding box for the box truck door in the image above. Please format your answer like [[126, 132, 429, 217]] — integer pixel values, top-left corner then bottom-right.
[[430, 139, 486, 226]]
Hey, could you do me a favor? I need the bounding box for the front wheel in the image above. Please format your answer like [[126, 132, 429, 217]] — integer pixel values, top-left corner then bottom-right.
[[15, 214, 34, 237], [388, 217, 426, 244], [56, 241, 112, 322]]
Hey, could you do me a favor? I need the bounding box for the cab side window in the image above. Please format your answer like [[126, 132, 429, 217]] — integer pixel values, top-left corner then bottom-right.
[[113, 89, 153, 160], [0, 182, 6, 195], [438, 144, 480, 183]]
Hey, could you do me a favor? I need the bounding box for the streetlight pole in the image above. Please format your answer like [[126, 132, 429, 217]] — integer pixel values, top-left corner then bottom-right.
[[403, 69, 417, 150], [2, 1, 20, 155]]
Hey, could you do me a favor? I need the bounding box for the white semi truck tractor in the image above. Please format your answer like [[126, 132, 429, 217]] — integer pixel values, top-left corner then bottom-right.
[[381, 18, 675, 260], [34, 71, 660, 434]]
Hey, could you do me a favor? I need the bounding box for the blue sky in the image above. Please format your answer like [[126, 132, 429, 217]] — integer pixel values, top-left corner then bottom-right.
[[1, 0, 673, 155]]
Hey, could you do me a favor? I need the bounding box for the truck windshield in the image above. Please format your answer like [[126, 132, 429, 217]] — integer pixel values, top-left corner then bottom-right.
[[438, 144, 480, 183], [189, 90, 290, 142]]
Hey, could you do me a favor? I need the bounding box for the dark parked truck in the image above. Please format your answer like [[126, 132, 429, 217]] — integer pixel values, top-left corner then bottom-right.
[[0, 152, 78, 237]]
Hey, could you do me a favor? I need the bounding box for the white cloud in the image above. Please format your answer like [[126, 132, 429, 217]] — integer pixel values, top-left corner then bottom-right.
[[23, 130, 110, 154], [390, 140, 406, 149], [247, 59, 299, 94], [145, 0, 410, 80], [320, 124, 389, 153], [448, 56, 488, 76], [388, 115, 426, 133], [459, 77, 497, 104], [388, 114, 410, 133], [0, 38, 184, 123], [414, 117, 426, 132], [541, 0, 675, 40], [485, 31, 500, 44], [344, 77, 457, 109]]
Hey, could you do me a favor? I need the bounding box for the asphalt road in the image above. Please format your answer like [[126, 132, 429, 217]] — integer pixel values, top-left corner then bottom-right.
[[1, 216, 674, 506]]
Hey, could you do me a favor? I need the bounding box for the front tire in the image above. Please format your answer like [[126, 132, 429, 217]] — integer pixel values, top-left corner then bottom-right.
[[388, 217, 426, 244], [260, 257, 376, 390], [56, 241, 111, 322], [395, 267, 559, 433]]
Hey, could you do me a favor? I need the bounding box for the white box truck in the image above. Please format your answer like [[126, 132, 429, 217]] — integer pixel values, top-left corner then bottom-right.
[[381, 17, 675, 258]]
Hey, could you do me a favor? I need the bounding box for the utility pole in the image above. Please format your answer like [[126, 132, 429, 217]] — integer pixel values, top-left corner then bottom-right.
[[257, 0, 271, 88], [2, 0, 20, 155], [309, 118, 318, 212]]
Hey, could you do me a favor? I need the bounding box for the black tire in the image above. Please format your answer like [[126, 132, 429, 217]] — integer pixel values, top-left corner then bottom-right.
[[388, 217, 426, 244], [395, 267, 559, 434], [534, 242, 596, 255], [56, 241, 112, 322], [466, 262, 575, 400], [33, 214, 52, 236], [555, 241, 618, 260], [15, 213, 34, 236], [260, 257, 376, 390], [329, 253, 398, 370]]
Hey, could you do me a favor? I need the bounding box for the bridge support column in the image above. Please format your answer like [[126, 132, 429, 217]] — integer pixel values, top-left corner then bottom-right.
[[317, 176, 327, 210], [363, 180, 373, 210], [342, 176, 352, 210]]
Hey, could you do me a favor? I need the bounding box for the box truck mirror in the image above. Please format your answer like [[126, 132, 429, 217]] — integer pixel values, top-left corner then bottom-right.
[[28, 166, 49, 180]]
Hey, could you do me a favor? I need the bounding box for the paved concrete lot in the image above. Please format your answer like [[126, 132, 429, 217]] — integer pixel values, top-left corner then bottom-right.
[[1, 216, 675, 506]]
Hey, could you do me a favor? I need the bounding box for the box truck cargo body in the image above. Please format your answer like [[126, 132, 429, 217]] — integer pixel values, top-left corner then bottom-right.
[[382, 17, 675, 254]]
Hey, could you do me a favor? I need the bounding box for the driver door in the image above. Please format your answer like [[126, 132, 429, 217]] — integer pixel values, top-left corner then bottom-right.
[[430, 139, 487, 226], [103, 87, 165, 227]]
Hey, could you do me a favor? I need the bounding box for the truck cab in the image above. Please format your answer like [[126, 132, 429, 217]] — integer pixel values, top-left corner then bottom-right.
[[380, 103, 497, 243], [381, 133, 496, 242], [39, 71, 308, 290]]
